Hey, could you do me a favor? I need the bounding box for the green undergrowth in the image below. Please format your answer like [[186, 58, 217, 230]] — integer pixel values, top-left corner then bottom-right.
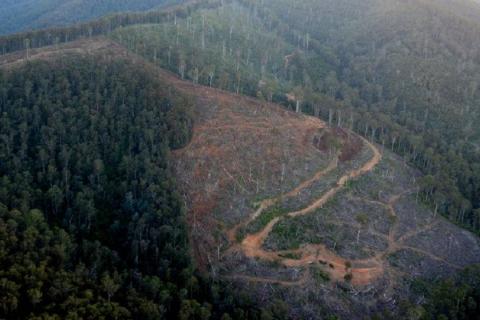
[[279, 252, 302, 260], [267, 216, 306, 250], [236, 226, 247, 243], [246, 207, 289, 234], [311, 266, 331, 283]]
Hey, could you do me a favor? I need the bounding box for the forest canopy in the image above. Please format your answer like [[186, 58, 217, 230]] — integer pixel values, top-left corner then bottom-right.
[[0, 56, 201, 319]]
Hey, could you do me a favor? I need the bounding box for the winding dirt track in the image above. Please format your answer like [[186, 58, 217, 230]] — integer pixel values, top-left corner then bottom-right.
[[226, 135, 460, 287], [227, 137, 384, 285], [226, 155, 338, 244]]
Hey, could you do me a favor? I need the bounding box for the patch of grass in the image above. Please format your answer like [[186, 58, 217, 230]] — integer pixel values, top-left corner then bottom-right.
[[251, 195, 269, 209], [311, 266, 331, 283], [236, 226, 247, 243], [324, 192, 340, 207], [279, 252, 302, 260], [344, 273, 353, 282], [344, 179, 354, 191], [386, 252, 402, 267], [265, 258, 282, 268], [269, 218, 303, 250], [251, 202, 261, 210], [355, 213, 369, 226], [247, 206, 288, 234], [388, 214, 397, 224]]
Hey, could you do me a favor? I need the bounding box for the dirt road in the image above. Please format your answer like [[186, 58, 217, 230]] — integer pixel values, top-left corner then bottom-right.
[[228, 135, 384, 286]]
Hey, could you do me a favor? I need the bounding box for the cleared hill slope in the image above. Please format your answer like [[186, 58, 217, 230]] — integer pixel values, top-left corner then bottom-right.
[[106, 0, 480, 241]]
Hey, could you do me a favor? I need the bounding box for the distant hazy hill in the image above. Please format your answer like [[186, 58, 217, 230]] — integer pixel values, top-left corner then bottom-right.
[[0, 0, 183, 35]]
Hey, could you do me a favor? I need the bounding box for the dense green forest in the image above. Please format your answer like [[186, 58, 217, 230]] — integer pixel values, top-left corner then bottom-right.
[[0, 0, 183, 35], [0, 56, 275, 319], [399, 266, 480, 320]]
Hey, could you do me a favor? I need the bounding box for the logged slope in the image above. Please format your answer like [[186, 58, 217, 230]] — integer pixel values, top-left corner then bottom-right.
[[173, 61, 480, 316], [103, 34, 480, 319], [108, 0, 480, 243]]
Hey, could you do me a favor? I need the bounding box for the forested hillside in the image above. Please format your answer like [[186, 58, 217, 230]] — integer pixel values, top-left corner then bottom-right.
[[0, 52, 260, 319], [0, 53, 193, 319], [110, 2, 294, 97], [0, 0, 183, 35]]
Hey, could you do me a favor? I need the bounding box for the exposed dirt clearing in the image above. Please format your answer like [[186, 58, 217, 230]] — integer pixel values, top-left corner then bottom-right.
[[228, 139, 466, 287], [233, 137, 383, 286], [289, 138, 381, 218], [227, 156, 338, 243]]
